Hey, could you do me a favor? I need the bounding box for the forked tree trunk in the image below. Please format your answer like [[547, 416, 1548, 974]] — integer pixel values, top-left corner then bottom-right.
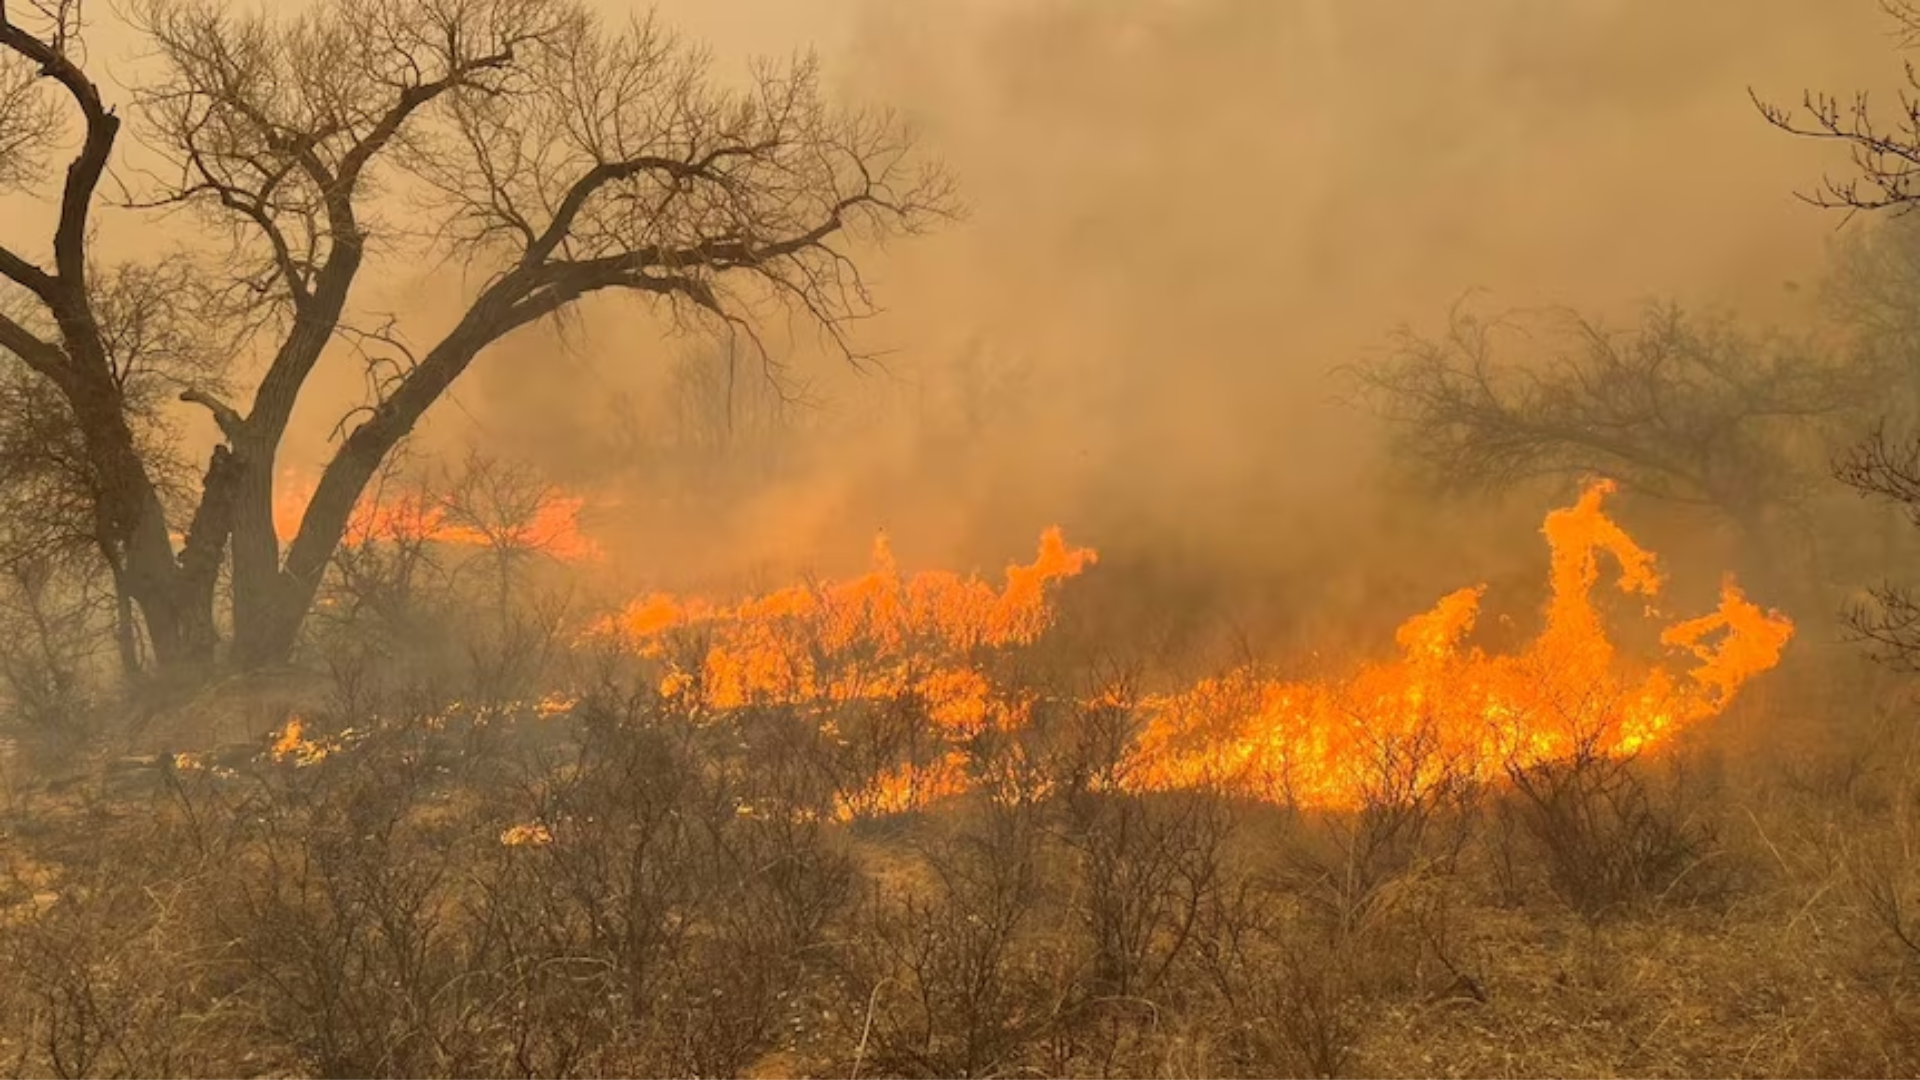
[[223, 307, 516, 672], [226, 437, 388, 671], [109, 441, 236, 674], [228, 506, 309, 672]]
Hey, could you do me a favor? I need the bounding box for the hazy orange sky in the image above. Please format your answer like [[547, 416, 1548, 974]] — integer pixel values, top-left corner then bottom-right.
[[0, 0, 1905, 601], [448, 0, 1899, 580]]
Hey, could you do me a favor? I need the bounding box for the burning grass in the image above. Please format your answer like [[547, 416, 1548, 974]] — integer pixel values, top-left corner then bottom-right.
[[582, 480, 1792, 820], [273, 467, 604, 562], [0, 480, 1837, 1079], [1128, 480, 1793, 810]]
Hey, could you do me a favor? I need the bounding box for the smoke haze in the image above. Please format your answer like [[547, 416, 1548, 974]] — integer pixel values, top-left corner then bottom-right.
[[18, 0, 1900, 649], [442, 2, 1888, 635]]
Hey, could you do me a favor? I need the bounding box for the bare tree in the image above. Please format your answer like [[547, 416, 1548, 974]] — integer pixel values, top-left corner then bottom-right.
[[0, 0, 951, 672], [1753, 1, 1920, 218], [1834, 427, 1920, 668], [437, 451, 574, 608], [1356, 301, 1872, 556], [1760, 1, 1920, 662], [434, 450, 580, 698]]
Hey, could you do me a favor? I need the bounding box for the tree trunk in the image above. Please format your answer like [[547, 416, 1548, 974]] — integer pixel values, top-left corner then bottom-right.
[[228, 435, 285, 654], [92, 460, 218, 671], [124, 557, 218, 670], [110, 455, 238, 676], [108, 563, 140, 678], [226, 444, 368, 671], [229, 587, 308, 672]]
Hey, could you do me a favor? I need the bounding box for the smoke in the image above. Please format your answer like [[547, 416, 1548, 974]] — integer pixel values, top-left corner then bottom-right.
[[116, 1, 1904, 646]]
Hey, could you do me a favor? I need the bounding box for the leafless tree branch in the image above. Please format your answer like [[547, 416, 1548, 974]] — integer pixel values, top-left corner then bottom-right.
[[0, 0, 954, 669], [1354, 300, 1873, 524]]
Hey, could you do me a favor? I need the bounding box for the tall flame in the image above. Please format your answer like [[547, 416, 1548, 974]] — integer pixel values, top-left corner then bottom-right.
[[587, 481, 1794, 820], [1125, 481, 1793, 809]]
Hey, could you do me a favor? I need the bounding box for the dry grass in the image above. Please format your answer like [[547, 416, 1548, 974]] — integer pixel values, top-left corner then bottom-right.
[[0, 659, 1915, 1078]]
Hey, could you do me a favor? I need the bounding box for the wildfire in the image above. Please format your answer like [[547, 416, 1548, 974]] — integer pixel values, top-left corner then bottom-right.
[[271, 471, 601, 561], [592, 527, 1098, 730], [499, 823, 555, 847], [268, 716, 334, 767], [591, 482, 1792, 821], [1124, 480, 1794, 809]]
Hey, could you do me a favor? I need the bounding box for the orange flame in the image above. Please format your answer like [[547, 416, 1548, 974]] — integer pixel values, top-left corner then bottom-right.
[[268, 716, 333, 766], [591, 482, 1792, 821], [1124, 480, 1793, 809], [272, 471, 601, 561], [592, 528, 1097, 735]]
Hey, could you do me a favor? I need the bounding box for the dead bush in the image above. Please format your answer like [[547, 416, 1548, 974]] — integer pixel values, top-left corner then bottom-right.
[[201, 730, 489, 1078], [1499, 742, 1727, 922], [0, 772, 245, 1077], [1051, 694, 1235, 1002], [471, 688, 856, 1076], [1191, 876, 1364, 1079], [839, 791, 1069, 1079], [0, 556, 113, 755]]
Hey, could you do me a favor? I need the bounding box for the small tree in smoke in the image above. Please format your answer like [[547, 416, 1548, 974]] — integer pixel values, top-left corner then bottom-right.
[[659, 338, 802, 500], [1355, 301, 1871, 564], [1759, 1, 1920, 665], [435, 450, 581, 701], [0, 0, 952, 674], [1824, 214, 1920, 399]]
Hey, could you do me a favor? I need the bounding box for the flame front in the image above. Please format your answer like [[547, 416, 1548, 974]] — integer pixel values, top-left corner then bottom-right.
[[593, 527, 1097, 729], [591, 482, 1792, 819], [1126, 481, 1792, 809], [272, 472, 601, 561]]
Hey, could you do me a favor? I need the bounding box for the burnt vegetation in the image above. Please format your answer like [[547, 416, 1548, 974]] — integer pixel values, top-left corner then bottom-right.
[[5, 1, 1920, 1079]]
